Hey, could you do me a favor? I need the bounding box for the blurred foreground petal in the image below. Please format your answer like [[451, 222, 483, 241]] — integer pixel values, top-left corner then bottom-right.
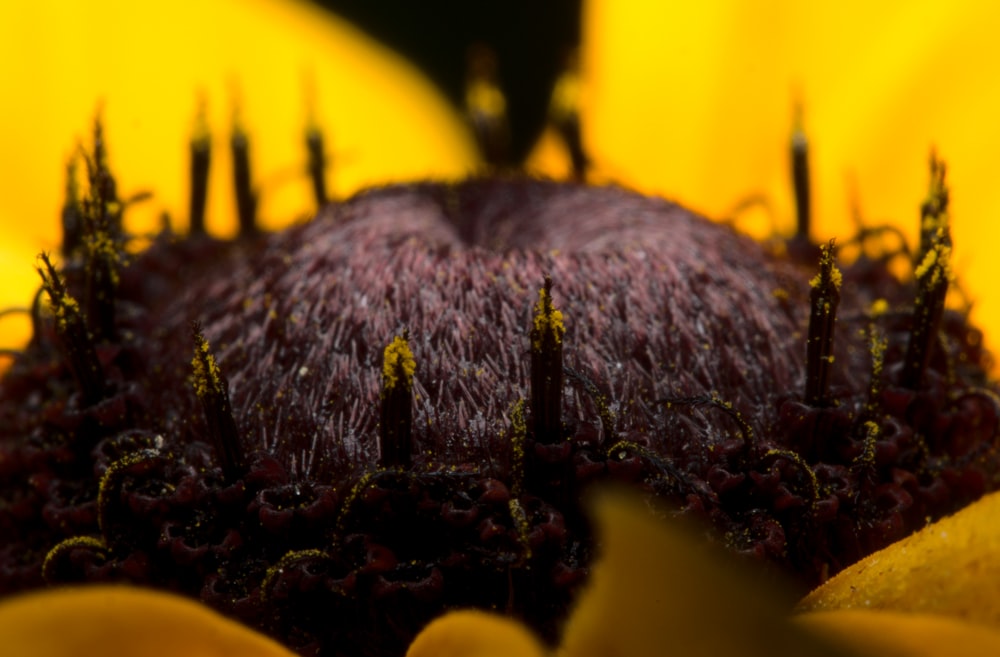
[[406, 491, 1000, 656], [796, 610, 1000, 657], [799, 489, 1000, 626], [0, 585, 295, 657], [558, 490, 853, 657], [406, 610, 547, 657]]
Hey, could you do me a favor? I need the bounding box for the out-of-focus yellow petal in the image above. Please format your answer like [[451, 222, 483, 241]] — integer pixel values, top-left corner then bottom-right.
[[0, 585, 296, 657], [796, 610, 1000, 657], [0, 0, 477, 349], [576, 0, 1000, 358], [406, 610, 548, 657], [559, 490, 854, 657], [405, 493, 1000, 657], [799, 489, 1000, 626]]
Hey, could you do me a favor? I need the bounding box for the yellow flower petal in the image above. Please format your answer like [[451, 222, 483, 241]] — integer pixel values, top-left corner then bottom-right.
[[577, 0, 1000, 359], [406, 610, 548, 657], [796, 610, 1000, 657], [799, 489, 1000, 626], [559, 490, 854, 657], [0, 585, 295, 657], [0, 0, 476, 349]]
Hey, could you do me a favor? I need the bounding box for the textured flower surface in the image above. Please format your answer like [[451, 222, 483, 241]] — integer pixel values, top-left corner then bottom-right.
[[3, 1, 1000, 656], [5, 491, 1000, 656]]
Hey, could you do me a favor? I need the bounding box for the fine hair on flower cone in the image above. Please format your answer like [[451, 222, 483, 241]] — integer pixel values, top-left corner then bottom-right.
[[2, 2, 1000, 657]]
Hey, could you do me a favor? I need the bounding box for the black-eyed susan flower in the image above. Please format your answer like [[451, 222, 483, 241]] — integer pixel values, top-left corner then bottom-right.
[[2, 1, 1000, 656]]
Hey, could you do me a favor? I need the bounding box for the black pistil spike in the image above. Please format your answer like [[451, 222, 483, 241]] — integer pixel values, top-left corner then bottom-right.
[[804, 239, 841, 406], [60, 157, 83, 259], [548, 48, 588, 181], [902, 234, 951, 390], [530, 276, 565, 443], [231, 116, 258, 237], [188, 99, 211, 237], [864, 323, 888, 419], [81, 117, 123, 243], [191, 322, 246, 480], [78, 128, 123, 343], [306, 124, 329, 209], [508, 399, 527, 497], [465, 44, 510, 168], [791, 102, 811, 243], [379, 331, 415, 468], [902, 155, 952, 390], [37, 253, 106, 405], [82, 224, 120, 343], [916, 151, 949, 266]]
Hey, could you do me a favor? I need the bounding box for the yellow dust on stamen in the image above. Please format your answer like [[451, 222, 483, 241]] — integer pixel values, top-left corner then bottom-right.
[[532, 285, 565, 351], [382, 335, 415, 393], [191, 333, 223, 398]]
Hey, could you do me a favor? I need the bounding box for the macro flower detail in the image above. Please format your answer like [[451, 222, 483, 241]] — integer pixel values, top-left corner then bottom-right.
[[4, 1, 1000, 656], [1, 121, 998, 654], [407, 490, 1000, 657]]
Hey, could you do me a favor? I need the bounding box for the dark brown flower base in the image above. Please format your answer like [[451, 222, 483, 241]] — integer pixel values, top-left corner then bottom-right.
[[1, 178, 997, 656]]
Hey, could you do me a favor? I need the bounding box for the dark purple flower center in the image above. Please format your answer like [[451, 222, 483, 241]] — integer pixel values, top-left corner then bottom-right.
[[1, 178, 997, 656]]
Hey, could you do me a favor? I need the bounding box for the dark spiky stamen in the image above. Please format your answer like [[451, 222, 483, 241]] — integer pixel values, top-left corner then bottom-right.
[[804, 240, 841, 406], [902, 237, 951, 390], [88, 117, 120, 226], [530, 276, 565, 443], [916, 151, 949, 266], [231, 120, 258, 236], [191, 322, 246, 480], [548, 50, 588, 181], [791, 105, 811, 242], [864, 323, 888, 419], [60, 158, 83, 258], [306, 125, 329, 209], [508, 399, 527, 496], [379, 331, 415, 468], [78, 147, 122, 343], [188, 103, 211, 236], [37, 253, 106, 405], [465, 44, 510, 167], [902, 155, 952, 389], [82, 223, 119, 343]]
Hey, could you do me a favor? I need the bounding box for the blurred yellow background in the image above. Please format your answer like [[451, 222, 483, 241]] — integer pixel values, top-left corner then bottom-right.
[[2, 0, 999, 367], [572, 0, 1000, 363], [0, 0, 478, 347]]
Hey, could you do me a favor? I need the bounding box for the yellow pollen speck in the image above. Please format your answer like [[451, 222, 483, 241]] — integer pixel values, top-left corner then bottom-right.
[[870, 298, 889, 317], [830, 264, 842, 289], [532, 285, 565, 350], [810, 243, 841, 290], [191, 334, 223, 398], [466, 78, 507, 117], [914, 246, 939, 280], [382, 335, 416, 392]]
